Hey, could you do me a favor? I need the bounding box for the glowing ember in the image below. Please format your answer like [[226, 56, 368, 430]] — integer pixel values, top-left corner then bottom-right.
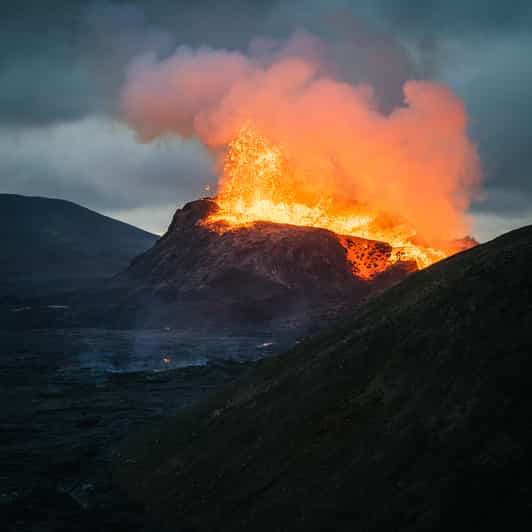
[[206, 125, 451, 270]]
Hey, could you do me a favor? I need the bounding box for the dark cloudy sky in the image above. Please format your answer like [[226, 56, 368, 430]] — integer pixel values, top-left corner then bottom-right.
[[1, 1, 531, 240]]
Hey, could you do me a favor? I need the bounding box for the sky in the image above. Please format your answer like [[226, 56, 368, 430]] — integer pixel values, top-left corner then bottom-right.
[[1, 1, 531, 240]]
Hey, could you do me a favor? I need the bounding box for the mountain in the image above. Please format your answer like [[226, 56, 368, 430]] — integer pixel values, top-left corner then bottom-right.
[[0, 194, 157, 298], [116, 224, 532, 531], [106, 198, 416, 333]]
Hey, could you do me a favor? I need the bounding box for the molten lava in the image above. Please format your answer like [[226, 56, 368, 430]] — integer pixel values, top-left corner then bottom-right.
[[206, 125, 458, 272]]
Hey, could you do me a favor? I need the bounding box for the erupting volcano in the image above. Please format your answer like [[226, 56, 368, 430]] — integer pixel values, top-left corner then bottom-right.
[[121, 32, 483, 280], [119, 31, 483, 317]]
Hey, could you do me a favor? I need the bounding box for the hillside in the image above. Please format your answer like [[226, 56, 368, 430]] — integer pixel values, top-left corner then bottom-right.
[[0, 194, 157, 298], [108, 198, 415, 332], [116, 224, 532, 531]]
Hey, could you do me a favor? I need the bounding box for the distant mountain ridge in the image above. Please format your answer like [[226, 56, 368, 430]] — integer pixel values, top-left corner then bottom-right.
[[0, 194, 157, 298]]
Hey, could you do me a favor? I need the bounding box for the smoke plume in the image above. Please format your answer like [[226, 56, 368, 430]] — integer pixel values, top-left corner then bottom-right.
[[121, 33, 482, 242]]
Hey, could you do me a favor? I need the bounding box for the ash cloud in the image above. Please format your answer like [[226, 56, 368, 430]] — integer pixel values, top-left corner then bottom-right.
[[122, 33, 482, 242]]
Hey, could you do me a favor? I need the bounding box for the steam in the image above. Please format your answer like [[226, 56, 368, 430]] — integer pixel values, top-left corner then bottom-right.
[[121, 33, 482, 242]]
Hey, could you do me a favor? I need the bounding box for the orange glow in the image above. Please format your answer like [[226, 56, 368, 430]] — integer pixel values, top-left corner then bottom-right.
[[122, 34, 483, 265], [207, 125, 452, 271]]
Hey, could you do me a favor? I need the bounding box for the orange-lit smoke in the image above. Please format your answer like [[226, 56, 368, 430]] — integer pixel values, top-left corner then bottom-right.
[[122, 34, 482, 249]]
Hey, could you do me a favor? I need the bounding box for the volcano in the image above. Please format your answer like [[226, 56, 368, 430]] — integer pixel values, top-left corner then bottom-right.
[[116, 40, 483, 337], [99, 122, 479, 335], [110, 198, 427, 333]]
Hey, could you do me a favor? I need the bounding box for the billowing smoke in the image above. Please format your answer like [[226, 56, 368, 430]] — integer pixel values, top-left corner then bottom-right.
[[121, 32, 482, 242]]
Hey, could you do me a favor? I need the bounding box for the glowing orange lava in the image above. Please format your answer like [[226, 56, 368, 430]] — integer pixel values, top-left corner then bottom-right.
[[207, 125, 455, 270]]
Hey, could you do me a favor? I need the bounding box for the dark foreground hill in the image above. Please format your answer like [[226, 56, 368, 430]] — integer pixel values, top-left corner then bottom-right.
[[117, 225, 532, 531], [0, 194, 157, 298]]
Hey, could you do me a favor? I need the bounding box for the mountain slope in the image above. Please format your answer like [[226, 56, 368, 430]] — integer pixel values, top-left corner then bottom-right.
[[0, 194, 157, 297], [117, 224, 532, 531]]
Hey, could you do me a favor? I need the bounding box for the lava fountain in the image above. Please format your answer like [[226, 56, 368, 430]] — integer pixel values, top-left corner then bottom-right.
[[207, 125, 458, 269]]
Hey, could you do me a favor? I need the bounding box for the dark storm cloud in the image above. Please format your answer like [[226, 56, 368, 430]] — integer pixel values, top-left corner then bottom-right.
[[0, 0, 531, 232], [0, 2, 92, 125], [373, 0, 532, 34], [2, 0, 531, 125], [466, 45, 532, 215], [0, 0, 277, 126]]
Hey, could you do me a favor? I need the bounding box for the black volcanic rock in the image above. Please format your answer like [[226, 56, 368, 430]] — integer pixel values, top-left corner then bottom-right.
[[113, 198, 416, 332], [0, 194, 157, 298], [116, 225, 532, 531]]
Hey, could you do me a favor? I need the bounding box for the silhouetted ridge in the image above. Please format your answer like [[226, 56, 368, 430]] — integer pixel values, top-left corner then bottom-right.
[[0, 194, 157, 297], [116, 224, 532, 532]]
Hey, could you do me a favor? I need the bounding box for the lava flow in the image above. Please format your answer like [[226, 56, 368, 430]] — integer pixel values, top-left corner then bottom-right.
[[206, 125, 455, 270]]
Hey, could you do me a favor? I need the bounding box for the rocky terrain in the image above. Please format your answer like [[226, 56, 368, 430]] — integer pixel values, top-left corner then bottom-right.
[[1, 328, 271, 532], [116, 224, 532, 531], [110, 198, 416, 332], [0, 194, 157, 299]]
